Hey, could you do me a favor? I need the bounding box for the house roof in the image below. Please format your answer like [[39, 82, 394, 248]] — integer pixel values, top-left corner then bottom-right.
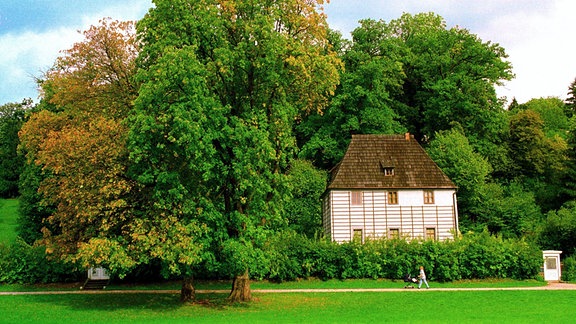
[[327, 134, 456, 190]]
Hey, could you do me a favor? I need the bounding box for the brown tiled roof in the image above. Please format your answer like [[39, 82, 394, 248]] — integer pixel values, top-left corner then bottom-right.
[[327, 134, 456, 189]]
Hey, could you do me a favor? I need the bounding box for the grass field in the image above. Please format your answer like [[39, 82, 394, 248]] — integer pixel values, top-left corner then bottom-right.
[[1, 198, 572, 322], [1, 290, 575, 323], [0, 198, 19, 244]]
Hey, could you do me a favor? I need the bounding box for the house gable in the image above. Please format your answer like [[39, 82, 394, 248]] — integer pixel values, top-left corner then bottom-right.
[[324, 134, 458, 242]]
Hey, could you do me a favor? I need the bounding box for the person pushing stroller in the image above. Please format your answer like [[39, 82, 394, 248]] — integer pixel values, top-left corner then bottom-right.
[[418, 266, 430, 289]]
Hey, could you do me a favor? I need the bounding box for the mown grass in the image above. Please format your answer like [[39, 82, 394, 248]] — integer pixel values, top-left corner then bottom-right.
[[0, 290, 575, 323], [0, 198, 19, 244]]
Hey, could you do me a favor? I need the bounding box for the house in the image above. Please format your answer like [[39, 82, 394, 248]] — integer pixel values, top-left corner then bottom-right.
[[323, 133, 459, 243]]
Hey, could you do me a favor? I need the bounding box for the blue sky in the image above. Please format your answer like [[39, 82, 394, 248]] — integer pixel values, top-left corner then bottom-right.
[[1, 0, 575, 105]]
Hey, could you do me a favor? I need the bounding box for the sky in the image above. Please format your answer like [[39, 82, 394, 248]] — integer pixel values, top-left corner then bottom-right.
[[1, 0, 575, 105]]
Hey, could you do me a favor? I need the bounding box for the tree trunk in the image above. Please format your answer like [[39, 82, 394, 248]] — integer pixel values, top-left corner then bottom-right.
[[228, 269, 252, 302], [180, 276, 195, 303]]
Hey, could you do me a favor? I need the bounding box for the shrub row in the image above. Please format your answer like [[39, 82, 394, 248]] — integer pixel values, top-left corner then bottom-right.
[[0, 239, 80, 284], [257, 230, 542, 282]]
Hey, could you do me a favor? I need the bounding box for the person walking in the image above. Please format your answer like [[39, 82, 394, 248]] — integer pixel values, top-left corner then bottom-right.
[[418, 266, 429, 289]]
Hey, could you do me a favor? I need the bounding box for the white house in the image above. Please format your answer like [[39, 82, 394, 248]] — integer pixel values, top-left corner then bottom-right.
[[323, 133, 459, 243]]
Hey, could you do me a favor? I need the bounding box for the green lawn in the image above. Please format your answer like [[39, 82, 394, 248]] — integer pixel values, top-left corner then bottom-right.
[[0, 290, 574, 323], [0, 198, 19, 244]]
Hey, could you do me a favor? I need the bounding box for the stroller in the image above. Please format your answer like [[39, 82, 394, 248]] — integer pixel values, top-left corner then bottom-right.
[[403, 273, 418, 288]]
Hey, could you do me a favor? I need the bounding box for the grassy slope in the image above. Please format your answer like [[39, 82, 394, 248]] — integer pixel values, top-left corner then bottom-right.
[[0, 198, 19, 244], [0, 290, 575, 323]]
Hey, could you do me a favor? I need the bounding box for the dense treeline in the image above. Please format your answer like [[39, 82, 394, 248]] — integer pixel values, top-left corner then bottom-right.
[[1, 1, 576, 299]]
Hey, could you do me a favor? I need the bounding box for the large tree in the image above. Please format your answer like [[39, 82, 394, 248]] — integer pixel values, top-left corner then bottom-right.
[[298, 21, 406, 168], [299, 13, 513, 170], [19, 19, 138, 263], [130, 0, 341, 301], [19, 19, 206, 301]]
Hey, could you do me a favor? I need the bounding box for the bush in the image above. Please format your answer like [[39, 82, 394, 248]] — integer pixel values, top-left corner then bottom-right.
[[262, 230, 541, 282], [0, 239, 80, 284], [562, 255, 576, 282]]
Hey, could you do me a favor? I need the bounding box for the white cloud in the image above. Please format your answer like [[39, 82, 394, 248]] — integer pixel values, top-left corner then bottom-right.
[[0, 1, 151, 104], [0, 28, 83, 102], [482, 0, 576, 103]]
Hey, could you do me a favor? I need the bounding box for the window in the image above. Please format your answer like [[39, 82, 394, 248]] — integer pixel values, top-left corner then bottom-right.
[[383, 167, 395, 176], [351, 191, 363, 205], [388, 191, 398, 204], [426, 228, 436, 241], [424, 190, 434, 204], [389, 228, 399, 239], [546, 257, 557, 270], [353, 229, 363, 243]]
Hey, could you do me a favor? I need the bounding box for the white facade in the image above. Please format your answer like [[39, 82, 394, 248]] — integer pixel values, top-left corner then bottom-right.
[[323, 189, 458, 242]]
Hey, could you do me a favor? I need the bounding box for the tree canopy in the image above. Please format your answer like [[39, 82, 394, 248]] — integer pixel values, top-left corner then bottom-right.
[[299, 12, 513, 169], [129, 0, 341, 301]]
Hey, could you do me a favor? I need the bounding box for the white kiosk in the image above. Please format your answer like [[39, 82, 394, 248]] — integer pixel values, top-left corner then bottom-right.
[[542, 250, 562, 281]]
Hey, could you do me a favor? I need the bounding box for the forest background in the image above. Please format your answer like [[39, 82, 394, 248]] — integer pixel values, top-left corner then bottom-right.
[[2, 0, 576, 302]]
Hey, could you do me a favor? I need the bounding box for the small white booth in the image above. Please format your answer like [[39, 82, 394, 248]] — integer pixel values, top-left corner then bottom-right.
[[88, 267, 110, 280], [543, 250, 562, 281]]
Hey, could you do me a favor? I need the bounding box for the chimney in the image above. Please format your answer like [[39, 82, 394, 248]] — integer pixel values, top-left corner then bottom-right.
[[405, 132, 410, 141]]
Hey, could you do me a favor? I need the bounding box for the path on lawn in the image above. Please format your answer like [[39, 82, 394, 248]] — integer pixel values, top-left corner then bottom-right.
[[1, 282, 576, 295]]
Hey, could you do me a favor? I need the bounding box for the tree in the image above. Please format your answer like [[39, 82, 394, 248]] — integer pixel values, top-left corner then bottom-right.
[[538, 201, 576, 256], [298, 21, 406, 168], [18, 20, 206, 299], [389, 13, 513, 145], [0, 99, 31, 198], [131, 0, 341, 302], [507, 109, 567, 211], [470, 181, 542, 238], [426, 126, 492, 228], [565, 77, 576, 117], [299, 13, 512, 170], [41, 19, 138, 119], [521, 97, 569, 139], [284, 160, 327, 238]]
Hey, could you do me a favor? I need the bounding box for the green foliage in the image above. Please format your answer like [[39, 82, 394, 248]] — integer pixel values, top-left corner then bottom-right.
[[520, 98, 570, 139], [427, 127, 492, 225], [390, 13, 513, 143], [16, 163, 52, 244], [258, 231, 540, 282], [469, 182, 542, 237], [284, 160, 327, 238], [561, 254, 576, 281], [0, 99, 31, 198], [508, 109, 567, 179], [537, 201, 576, 257], [0, 239, 80, 284]]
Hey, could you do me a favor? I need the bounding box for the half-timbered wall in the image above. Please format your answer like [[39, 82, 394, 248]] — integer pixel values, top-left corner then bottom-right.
[[324, 189, 457, 242]]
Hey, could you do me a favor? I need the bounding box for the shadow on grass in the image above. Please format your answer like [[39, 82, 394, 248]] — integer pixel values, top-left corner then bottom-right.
[[28, 291, 254, 313]]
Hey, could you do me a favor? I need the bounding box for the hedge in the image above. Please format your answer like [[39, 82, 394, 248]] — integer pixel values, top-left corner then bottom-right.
[[257, 230, 542, 282]]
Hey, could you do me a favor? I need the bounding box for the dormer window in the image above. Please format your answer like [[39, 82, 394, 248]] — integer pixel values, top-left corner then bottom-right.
[[380, 160, 395, 176]]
